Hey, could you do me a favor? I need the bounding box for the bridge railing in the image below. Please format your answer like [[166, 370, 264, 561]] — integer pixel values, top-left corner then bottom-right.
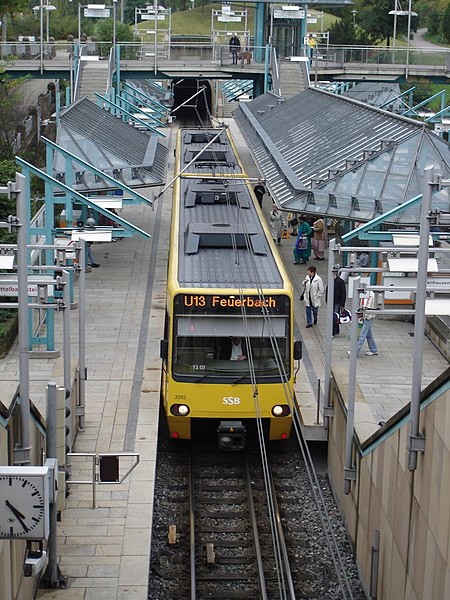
[[2, 41, 449, 75], [316, 44, 450, 71]]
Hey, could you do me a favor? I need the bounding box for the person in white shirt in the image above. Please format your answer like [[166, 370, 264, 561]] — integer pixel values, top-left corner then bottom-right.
[[269, 203, 286, 245], [229, 337, 247, 361], [301, 265, 324, 328]]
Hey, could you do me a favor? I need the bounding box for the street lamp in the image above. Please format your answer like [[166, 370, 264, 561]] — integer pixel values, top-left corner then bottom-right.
[[33, 0, 56, 74], [32, 0, 44, 74], [351, 9, 357, 24], [389, 0, 417, 50], [45, 0, 56, 42], [405, 0, 418, 78], [112, 0, 117, 53]]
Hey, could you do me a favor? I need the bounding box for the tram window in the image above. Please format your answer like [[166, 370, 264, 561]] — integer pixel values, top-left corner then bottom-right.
[[172, 334, 289, 378]]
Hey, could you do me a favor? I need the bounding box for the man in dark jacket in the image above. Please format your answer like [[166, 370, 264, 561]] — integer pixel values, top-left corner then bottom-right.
[[253, 179, 266, 208], [326, 270, 347, 337], [229, 33, 241, 65]]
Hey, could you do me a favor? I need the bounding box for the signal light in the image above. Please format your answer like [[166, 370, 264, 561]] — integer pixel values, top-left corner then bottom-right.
[[281, 432, 288, 440], [172, 431, 179, 439]]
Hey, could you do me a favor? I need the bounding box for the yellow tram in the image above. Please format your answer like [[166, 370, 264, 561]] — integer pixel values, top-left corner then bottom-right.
[[160, 127, 301, 449]]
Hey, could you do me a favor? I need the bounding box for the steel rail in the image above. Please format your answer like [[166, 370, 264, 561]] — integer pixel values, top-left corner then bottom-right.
[[291, 411, 356, 599], [267, 461, 297, 600], [243, 456, 269, 600], [188, 443, 196, 600]]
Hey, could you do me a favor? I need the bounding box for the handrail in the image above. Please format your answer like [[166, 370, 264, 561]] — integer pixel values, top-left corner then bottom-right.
[[271, 47, 280, 96], [1, 41, 449, 80]]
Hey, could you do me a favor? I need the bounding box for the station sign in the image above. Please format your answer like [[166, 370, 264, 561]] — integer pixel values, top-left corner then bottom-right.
[[84, 6, 110, 18], [0, 275, 54, 297], [140, 13, 166, 20], [218, 15, 242, 22], [274, 9, 305, 19]]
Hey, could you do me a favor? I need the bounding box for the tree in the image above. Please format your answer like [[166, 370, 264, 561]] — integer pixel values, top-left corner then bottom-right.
[[352, 0, 418, 45], [95, 18, 136, 43], [0, 0, 28, 43], [328, 15, 371, 45], [0, 74, 32, 159], [442, 0, 450, 41]]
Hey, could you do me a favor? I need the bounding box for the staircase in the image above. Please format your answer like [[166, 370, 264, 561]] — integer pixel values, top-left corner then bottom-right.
[[278, 58, 309, 99], [77, 61, 109, 102]]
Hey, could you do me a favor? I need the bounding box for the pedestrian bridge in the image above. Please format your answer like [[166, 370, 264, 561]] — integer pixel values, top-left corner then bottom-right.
[[2, 41, 450, 85]]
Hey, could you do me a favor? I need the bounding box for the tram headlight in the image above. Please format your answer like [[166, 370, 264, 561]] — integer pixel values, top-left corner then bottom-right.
[[170, 404, 190, 416], [272, 404, 291, 417]]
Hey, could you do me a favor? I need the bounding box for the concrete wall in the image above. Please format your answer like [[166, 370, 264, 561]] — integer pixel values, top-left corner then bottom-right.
[[0, 372, 78, 600], [328, 376, 450, 599], [0, 401, 46, 600]]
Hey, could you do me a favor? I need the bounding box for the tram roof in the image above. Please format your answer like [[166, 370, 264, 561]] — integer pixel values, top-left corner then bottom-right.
[[54, 98, 168, 193], [177, 176, 285, 289], [234, 87, 450, 225]]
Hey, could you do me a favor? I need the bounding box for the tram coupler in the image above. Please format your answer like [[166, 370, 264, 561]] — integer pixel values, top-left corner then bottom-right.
[[217, 421, 246, 451]]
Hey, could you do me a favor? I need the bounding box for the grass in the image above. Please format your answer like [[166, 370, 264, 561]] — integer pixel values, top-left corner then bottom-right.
[[422, 31, 449, 47], [135, 4, 338, 37]]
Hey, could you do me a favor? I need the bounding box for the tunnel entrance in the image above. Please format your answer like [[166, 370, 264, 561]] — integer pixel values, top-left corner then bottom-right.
[[172, 78, 212, 125]]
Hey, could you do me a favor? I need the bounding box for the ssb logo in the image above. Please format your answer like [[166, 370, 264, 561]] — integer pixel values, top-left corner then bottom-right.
[[223, 396, 240, 405]]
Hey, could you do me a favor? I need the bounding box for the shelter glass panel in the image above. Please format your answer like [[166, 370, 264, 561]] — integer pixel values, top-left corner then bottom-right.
[[366, 150, 393, 173], [384, 175, 408, 202], [390, 138, 418, 175], [334, 170, 363, 195], [358, 171, 383, 198]]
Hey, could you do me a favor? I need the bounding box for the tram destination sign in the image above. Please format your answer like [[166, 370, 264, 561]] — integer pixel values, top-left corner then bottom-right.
[[183, 294, 276, 308], [176, 293, 289, 315]]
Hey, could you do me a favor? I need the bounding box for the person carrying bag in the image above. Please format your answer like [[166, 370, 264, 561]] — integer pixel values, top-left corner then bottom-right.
[[293, 216, 312, 264]]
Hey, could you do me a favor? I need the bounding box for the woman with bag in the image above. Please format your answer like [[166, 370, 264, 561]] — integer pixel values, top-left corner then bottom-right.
[[293, 215, 312, 264]]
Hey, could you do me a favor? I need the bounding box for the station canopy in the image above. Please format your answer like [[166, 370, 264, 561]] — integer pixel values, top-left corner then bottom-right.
[[342, 82, 403, 113], [234, 88, 450, 225], [54, 98, 168, 193]]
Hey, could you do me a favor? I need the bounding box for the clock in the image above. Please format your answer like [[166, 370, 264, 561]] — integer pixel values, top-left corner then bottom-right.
[[0, 466, 50, 540]]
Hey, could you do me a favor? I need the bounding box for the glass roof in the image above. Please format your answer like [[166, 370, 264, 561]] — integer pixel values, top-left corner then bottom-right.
[[54, 98, 168, 193], [234, 88, 450, 225]]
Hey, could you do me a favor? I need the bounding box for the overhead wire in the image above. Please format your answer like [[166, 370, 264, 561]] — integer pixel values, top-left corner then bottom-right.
[[192, 127, 354, 599]]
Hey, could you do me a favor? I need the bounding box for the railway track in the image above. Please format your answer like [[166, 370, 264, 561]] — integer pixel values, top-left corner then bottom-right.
[[149, 420, 365, 599], [189, 443, 295, 599]]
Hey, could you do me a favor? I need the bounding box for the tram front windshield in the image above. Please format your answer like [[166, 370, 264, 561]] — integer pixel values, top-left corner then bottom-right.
[[172, 294, 290, 381]]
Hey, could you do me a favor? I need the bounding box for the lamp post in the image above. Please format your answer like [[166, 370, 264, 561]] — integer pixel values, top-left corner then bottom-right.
[[45, 0, 56, 42], [78, 2, 81, 45], [113, 0, 117, 57], [33, 0, 56, 73], [32, 0, 44, 74], [389, 1, 408, 49], [351, 9, 357, 24], [405, 0, 418, 79], [389, 0, 417, 68]]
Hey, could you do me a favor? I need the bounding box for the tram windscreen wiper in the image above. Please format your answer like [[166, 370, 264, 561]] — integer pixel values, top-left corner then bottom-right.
[[194, 373, 215, 383], [231, 372, 250, 386]]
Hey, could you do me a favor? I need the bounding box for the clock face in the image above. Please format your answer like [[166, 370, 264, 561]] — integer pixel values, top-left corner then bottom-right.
[[0, 475, 47, 539]]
